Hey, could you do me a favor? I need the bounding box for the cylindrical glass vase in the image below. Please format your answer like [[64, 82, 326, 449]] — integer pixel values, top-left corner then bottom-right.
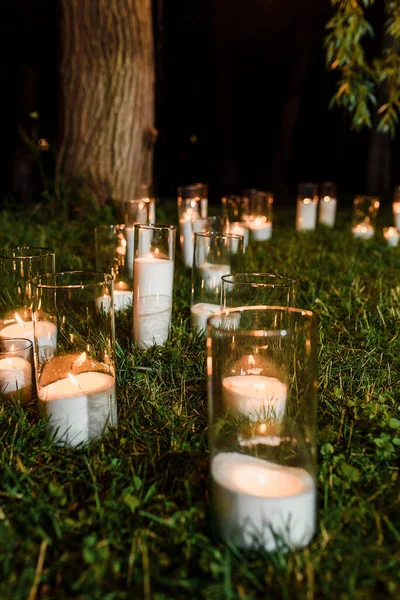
[[133, 224, 176, 349], [222, 195, 250, 252], [207, 306, 318, 552], [31, 272, 117, 448], [191, 232, 244, 333], [177, 187, 204, 268], [95, 224, 133, 312], [242, 190, 274, 241], [0, 247, 55, 346], [296, 183, 319, 231], [123, 198, 150, 226], [0, 338, 33, 405], [351, 195, 380, 239], [319, 182, 337, 227], [221, 273, 297, 309]]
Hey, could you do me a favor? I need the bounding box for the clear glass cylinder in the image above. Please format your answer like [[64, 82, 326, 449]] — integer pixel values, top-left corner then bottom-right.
[[0, 247, 55, 342], [191, 232, 244, 333], [296, 183, 319, 231], [31, 271, 117, 448], [193, 216, 229, 235], [0, 338, 33, 405], [207, 306, 318, 551], [351, 195, 380, 239], [95, 225, 133, 312], [383, 227, 399, 247], [222, 195, 250, 251], [392, 186, 400, 229], [177, 186, 205, 268], [242, 190, 274, 241], [221, 273, 297, 309], [319, 182, 337, 227], [123, 199, 150, 226], [133, 224, 176, 349], [136, 183, 156, 224], [178, 183, 208, 218]]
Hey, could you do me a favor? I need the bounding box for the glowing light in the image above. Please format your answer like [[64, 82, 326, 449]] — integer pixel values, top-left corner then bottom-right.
[[73, 352, 87, 367]]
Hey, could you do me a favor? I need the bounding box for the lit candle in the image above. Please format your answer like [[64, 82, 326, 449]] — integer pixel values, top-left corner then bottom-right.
[[179, 212, 195, 268], [38, 370, 117, 447], [383, 226, 399, 247], [0, 356, 32, 404], [123, 226, 134, 273], [190, 303, 241, 333], [296, 198, 318, 231], [133, 253, 174, 349], [393, 201, 400, 230], [247, 217, 272, 241], [352, 222, 374, 240], [318, 196, 337, 227], [229, 222, 249, 252], [222, 374, 287, 421], [0, 314, 57, 362], [211, 452, 316, 551], [199, 263, 231, 292]]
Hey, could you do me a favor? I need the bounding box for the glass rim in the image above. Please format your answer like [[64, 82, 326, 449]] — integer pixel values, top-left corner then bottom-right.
[[30, 271, 114, 290], [134, 223, 176, 232], [0, 338, 33, 352], [0, 246, 55, 259], [221, 272, 297, 288], [206, 305, 317, 337], [194, 231, 244, 241]]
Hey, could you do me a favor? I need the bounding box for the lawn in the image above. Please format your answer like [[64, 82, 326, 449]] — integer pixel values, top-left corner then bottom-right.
[[0, 197, 399, 599]]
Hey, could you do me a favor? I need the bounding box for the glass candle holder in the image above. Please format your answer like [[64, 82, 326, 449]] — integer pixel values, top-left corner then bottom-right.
[[319, 182, 337, 227], [207, 306, 318, 552], [352, 195, 380, 239], [0, 338, 33, 405], [222, 195, 250, 252], [392, 186, 400, 229], [296, 183, 318, 231], [123, 198, 150, 226], [136, 183, 156, 224], [191, 232, 244, 333], [242, 190, 274, 241], [383, 227, 399, 247], [177, 191, 202, 269], [221, 273, 297, 309], [0, 247, 55, 348], [193, 216, 229, 235], [133, 224, 176, 349], [178, 183, 208, 219], [95, 225, 133, 312], [31, 272, 117, 448]]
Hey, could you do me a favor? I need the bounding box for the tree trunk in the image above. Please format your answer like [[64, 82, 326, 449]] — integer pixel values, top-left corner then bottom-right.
[[57, 0, 155, 205]]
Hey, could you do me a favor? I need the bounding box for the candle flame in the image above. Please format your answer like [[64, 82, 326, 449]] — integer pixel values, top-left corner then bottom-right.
[[68, 372, 81, 390], [73, 352, 86, 368], [248, 355, 256, 367], [303, 198, 311, 205], [14, 313, 24, 327], [6, 358, 13, 367], [10, 344, 15, 352]]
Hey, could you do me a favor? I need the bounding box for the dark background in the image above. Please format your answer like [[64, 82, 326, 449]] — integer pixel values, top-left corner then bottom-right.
[[0, 0, 398, 206]]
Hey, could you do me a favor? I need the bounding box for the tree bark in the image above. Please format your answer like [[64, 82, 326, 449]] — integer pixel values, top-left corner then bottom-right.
[[58, 0, 155, 205]]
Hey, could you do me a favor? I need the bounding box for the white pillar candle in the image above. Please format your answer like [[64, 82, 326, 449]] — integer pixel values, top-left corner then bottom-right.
[[247, 218, 272, 241], [222, 375, 287, 421], [124, 226, 134, 273], [352, 222, 374, 239], [201, 198, 208, 218], [393, 201, 400, 229], [134, 255, 174, 349], [230, 222, 249, 252], [179, 214, 194, 268], [148, 199, 156, 224], [199, 263, 231, 292], [38, 371, 117, 447], [191, 302, 220, 333], [0, 356, 32, 404], [211, 452, 316, 551], [383, 227, 399, 247], [296, 199, 318, 231], [0, 317, 57, 362], [319, 196, 337, 227], [114, 290, 133, 311]]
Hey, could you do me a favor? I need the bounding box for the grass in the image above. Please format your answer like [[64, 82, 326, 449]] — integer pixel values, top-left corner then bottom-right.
[[0, 197, 399, 599]]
